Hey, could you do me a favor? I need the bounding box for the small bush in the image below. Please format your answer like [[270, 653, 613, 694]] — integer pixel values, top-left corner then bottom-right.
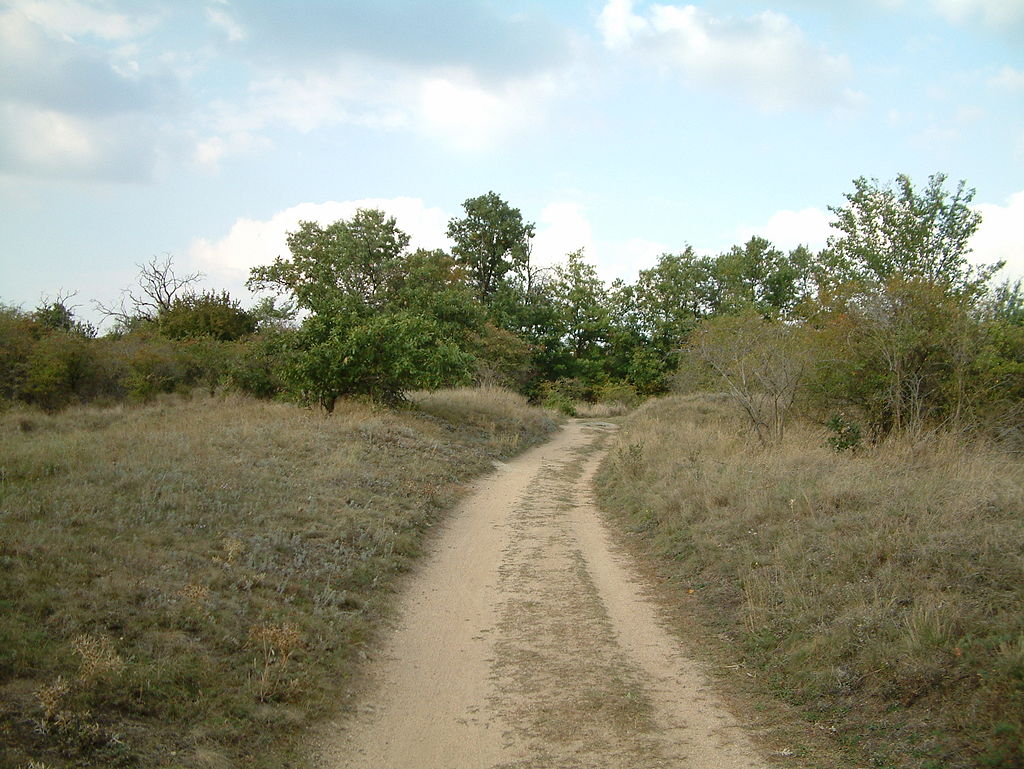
[[595, 382, 641, 409], [825, 412, 863, 452]]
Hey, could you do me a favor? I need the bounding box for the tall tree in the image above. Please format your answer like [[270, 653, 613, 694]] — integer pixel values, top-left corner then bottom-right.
[[250, 209, 411, 314], [827, 173, 995, 297], [247, 210, 474, 408], [632, 248, 714, 346], [447, 192, 535, 303], [551, 249, 611, 372]]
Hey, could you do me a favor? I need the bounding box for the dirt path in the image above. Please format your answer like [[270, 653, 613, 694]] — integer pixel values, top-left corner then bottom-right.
[[315, 420, 769, 769]]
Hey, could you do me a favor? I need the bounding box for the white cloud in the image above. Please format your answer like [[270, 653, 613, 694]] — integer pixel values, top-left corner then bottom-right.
[[598, 0, 650, 49], [205, 60, 564, 155], [990, 66, 1024, 92], [596, 0, 855, 111], [735, 207, 834, 252], [533, 201, 667, 283], [0, 104, 96, 170], [971, 191, 1024, 281], [533, 202, 597, 268], [10, 0, 160, 40], [198, 68, 411, 159], [187, 198, 452, 284], [0, 102, 153, 180], [418, 73, 557, 151], [206, 7, 245, 43], [929, 0, 1024, 26], [193, 130, 271, 171], [0, 3, 175, 181]]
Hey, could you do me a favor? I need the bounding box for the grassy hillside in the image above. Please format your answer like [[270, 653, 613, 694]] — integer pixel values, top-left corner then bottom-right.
[[595, 394, 1024, 769], [0, 388, 555, 769]]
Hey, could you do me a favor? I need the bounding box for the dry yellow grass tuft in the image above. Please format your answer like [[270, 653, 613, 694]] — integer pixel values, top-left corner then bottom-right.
[[597, 394, 1024, 769], [0, 387, 554, 768]]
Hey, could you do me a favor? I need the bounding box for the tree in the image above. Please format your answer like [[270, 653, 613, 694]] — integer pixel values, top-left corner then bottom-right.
[[809, 278, 984, 435], [710, 237, 811, 317], [33, 291, 96, 338], [96, 254, 203, 330], [290, 311, 471, 411], [632, 248, 713, 345], [807, 173, 1006, 436], [247, 210, 477, 407], [249, 210, 410, 314], [447, 192, 535, 303], [827, 173, 996, 297], [550, 249, 611, 383]]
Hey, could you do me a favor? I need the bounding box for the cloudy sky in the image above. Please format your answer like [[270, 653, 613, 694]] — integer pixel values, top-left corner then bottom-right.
[[2, 0, 1022, 323]]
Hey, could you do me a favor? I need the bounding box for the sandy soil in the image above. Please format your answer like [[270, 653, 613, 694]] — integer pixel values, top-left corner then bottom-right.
[[314, 420, 769, 769]]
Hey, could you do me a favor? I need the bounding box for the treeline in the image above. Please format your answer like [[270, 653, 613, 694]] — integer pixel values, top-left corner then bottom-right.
[[2, 174, 1022, 441]]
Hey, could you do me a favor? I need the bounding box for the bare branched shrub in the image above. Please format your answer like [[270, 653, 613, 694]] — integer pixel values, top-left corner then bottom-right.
[[177, 582, 211, 604], [35, 676, 70, 723], [72, 634, 125, 683], [686, 311, 810, 444], [248, 622, 303, 701], [95, 254, 203, 329]]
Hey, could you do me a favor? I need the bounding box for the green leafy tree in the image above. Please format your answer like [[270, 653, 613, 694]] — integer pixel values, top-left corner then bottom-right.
[[0, 305, 36, 401], [809, 278, 983, 434], [986, 279, 1024, 326], [827, 173, 996, 297], [250, 210, 411, 314], [290, 311, 471, 410], [248, 210, 477, 408], [711, 237, 808, 317], [550, 249, 611, 383], [447, 192, 535, 303], [632, 248, 714, 346], [807, 173, 1006, 435]]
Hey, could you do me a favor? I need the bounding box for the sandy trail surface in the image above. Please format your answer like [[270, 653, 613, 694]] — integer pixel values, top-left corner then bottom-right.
[[315, 420, 768, 769]]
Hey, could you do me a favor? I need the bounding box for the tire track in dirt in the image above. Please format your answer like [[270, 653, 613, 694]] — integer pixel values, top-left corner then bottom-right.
[[315, 420, 768, 769]]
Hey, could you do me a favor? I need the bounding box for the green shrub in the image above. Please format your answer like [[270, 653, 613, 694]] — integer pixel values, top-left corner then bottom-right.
[[0, 305, 34, 401], [825, 412, 863, 452], [120, 336, 188, 401], [542, 391, 577, 416], [595, 382, 641, 408], [21, 332, 94, 410], [158, 290, 257, 341], [225, 331, 294, 400]]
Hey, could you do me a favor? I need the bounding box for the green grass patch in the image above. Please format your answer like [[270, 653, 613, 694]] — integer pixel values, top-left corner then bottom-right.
[[0, 388, 555, 768], [595, 394, 1024, 769]]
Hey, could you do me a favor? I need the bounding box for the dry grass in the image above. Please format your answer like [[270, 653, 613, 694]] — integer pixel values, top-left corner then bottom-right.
[[596, 394, 1024, 769], [573, 401, 631, 418], [0, 388, 554, 768]]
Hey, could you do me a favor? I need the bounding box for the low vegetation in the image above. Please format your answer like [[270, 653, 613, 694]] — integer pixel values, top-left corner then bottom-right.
[[3, 171, 1022, 766], [0, 388, 554, 768], [596, 394, 1024, 768]]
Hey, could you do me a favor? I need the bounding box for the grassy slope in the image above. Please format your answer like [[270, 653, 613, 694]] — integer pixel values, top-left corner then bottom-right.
[[595, 395, 1024, 769], [0, 388, 555, 769]]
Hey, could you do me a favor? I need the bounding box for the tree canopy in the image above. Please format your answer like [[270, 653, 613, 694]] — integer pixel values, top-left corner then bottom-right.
[[447, 192, 535, 303], [827, 173, 995, 296]]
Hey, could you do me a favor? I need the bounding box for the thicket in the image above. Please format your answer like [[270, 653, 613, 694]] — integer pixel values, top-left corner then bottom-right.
[[2, 175, 1021, 445]]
